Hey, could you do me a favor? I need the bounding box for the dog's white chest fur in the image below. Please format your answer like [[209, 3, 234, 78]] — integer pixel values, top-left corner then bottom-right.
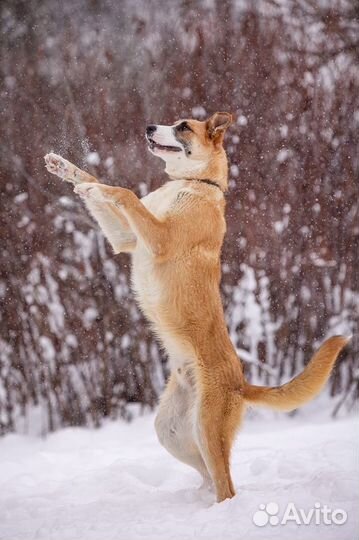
[[140, 179, 186, 218], [130, 180, 184, 314]]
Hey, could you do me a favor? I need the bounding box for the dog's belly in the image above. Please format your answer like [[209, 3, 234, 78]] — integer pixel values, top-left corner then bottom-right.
[[131, 246, 194, 362], [131, 260, 197, 379]]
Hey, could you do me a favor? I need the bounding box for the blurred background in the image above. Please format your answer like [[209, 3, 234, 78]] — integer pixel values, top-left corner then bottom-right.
[[0, 0, 358, 435]]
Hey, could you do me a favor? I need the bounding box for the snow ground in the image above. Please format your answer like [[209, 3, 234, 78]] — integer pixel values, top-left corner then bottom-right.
[[0, 408, 358, 540]]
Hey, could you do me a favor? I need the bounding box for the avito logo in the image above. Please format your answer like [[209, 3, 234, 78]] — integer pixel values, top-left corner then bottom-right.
[[253, 502, 347, 527]]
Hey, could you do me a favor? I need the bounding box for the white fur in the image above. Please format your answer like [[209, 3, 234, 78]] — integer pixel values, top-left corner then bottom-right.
[[131, 180, 189, 323], [150, 125, 179, 147]]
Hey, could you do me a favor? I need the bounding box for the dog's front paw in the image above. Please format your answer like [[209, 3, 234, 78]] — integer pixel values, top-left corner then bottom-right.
[[74, 183, 108, 202], [44, 153, 70, 180]]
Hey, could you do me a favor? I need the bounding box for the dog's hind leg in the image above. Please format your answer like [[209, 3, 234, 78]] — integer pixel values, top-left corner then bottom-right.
[[155, 374, 212, 488], [195, 389, 243, 502]]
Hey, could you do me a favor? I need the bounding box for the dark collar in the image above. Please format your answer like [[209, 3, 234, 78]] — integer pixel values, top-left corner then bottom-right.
[[188, 178, 224, 192]]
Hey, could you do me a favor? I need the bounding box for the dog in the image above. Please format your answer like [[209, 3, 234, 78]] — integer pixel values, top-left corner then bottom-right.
[[45, 112, 349, 502]]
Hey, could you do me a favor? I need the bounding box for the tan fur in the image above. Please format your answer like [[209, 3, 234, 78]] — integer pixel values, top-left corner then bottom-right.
[[243, 335, 350, 411], [44, 112, 349, 502]]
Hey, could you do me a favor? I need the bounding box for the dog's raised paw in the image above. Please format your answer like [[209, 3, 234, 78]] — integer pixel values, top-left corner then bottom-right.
[[74, 183, 107, 202], [44, 153, 70, 180]]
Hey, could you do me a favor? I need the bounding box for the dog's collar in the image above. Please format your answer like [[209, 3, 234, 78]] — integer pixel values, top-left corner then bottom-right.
[[188, 178, 224, 192]]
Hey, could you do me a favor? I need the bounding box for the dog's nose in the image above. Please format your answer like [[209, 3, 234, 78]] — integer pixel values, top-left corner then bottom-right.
[[146, 125, 157, 137]]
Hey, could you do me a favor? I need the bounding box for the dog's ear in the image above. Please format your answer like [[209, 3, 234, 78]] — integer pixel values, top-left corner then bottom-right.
[[206, 112, 232, 141]]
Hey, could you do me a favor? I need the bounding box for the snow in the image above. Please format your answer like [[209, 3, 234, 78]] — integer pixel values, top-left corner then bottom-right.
[[191, 106, 206, 118], [230, 164, 239, 177], [237, 115, 248, 126], [276, 148, 290, 163], [85, 152, 100, 166], [0, 409, 357, 540], [83, 306, 99, 328], [14, 192, 28, 204]]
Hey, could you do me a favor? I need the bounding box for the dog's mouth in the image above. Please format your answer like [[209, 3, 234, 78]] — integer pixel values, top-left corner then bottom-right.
[[147, 138, 182, 153]]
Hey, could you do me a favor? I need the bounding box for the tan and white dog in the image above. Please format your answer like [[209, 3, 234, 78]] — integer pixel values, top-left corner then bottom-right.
[[45, 112, 349, 502]]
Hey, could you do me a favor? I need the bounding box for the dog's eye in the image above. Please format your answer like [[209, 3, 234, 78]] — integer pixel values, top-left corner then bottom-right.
[[177, 122, 191, 133]]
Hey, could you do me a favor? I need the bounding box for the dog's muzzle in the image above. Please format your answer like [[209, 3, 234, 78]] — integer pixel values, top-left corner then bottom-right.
[[145, 125, 182, 153], [146, 125, 157, 137]]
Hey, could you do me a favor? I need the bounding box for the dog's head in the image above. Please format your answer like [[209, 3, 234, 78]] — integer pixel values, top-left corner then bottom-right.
[[145, 112, 232, 182]]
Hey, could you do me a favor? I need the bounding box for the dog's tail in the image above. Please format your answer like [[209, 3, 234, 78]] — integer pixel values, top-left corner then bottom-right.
[[243, 335, 350, 412]]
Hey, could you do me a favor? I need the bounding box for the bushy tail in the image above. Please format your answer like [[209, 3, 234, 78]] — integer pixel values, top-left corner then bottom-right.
[[243, 336, 350, 412]]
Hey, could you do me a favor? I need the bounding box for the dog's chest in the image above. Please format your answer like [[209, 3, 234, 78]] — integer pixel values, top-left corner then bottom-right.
[[130, 181, 187, 315], [140, 180, 186, 218]]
